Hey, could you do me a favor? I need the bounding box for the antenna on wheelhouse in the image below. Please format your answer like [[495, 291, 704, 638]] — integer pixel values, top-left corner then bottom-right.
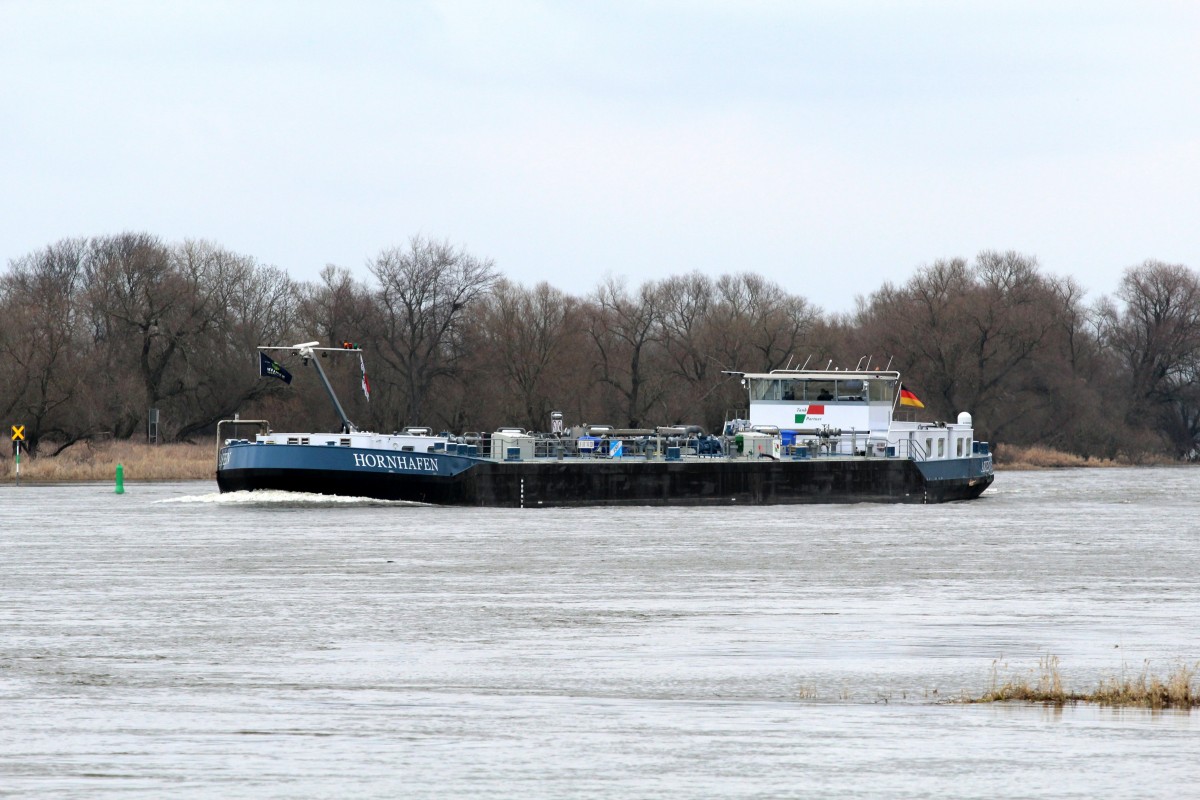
[[800, 355, 812, 371]]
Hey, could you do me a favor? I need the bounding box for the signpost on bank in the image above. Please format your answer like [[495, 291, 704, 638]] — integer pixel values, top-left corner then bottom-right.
[[11, 425, 25, 487]]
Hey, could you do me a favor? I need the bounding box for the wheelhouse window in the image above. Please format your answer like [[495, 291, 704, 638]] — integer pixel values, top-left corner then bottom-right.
[[836, 379, 865, 401], [868, 380, 896, 403], [753, 376, 896, 403], [805, 380, 836, 401], [750, 379, 781, 401]]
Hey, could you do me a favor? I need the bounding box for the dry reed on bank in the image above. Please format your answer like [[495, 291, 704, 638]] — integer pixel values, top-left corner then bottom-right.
[[993, 444, 1115, 470], [1, 441, 215, 483], [970, 656, 1199, 708], [993, 443, 1182, 470]]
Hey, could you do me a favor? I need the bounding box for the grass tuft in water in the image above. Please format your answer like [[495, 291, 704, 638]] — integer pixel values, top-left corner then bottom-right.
[[971, 656, 1199, 708]]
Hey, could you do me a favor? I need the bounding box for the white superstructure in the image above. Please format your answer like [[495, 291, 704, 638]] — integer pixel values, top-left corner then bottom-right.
[[741, 369, 976, 461]]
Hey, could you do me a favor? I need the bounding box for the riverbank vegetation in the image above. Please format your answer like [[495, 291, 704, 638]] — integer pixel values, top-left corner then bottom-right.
[[968, 656, 1199, 709], [993, 443, 1178, 469], [1, 441, 214, 482], [993, 443, 1131, 469], [4, 233, 1200, 466]]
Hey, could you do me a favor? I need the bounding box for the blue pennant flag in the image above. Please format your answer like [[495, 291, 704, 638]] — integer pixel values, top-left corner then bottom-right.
[[259, 352, 293, 384]]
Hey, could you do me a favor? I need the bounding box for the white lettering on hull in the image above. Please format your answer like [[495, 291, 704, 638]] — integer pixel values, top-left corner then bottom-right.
[[352, 452, 439, 472]]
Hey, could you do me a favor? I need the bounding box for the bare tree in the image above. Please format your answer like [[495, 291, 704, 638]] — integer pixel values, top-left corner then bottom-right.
[[857, 252, 1091, 446], [653, 272, 758, 427], [296, 265, 374, 345], [368, 237, 498, 426], [585, 277, 670, 428], [859, 258, 973, 416], [84, 234, 201, 436], [79, 235, 298, 440], [0, 238, 98, 453], [708, 273, 819, 373], [656, 272, 716, 385], [171, 249, 299, 439], [1106, 260, 1200, 455], [469, 279, 582, 430]]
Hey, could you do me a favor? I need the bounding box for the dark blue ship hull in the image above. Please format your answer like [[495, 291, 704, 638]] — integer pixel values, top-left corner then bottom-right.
[[215, 442, 993, 506]]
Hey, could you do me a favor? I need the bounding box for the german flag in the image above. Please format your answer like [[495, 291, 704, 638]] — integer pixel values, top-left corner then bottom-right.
[[899, 388, 925, 409]]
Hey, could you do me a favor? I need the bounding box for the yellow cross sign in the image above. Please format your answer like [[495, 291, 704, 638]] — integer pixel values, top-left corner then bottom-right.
[[11, 425, 24, 441]]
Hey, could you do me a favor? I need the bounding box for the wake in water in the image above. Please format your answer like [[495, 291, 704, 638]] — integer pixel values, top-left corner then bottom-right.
[[157, 489, 427, 508]]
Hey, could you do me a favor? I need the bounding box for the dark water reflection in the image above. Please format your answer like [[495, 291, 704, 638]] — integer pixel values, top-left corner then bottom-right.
[[1, 468, 1198, 797]]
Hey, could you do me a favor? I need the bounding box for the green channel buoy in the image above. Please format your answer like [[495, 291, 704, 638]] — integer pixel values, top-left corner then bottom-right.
[[115, 463, 124, 494]]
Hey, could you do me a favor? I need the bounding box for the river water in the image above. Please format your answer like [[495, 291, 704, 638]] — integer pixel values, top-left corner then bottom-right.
[[1, 468, 1198, 798]]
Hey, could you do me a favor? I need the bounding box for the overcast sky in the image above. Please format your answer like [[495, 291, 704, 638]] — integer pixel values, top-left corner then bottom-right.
[[3, 1, 1197, 312]]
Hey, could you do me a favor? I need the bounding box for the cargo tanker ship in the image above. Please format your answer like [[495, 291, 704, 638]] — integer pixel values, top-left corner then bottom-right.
[[215, 341, 993, 506]]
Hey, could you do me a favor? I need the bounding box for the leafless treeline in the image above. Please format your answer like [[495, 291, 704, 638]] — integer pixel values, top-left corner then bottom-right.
[[4, 233, 1200, 460]]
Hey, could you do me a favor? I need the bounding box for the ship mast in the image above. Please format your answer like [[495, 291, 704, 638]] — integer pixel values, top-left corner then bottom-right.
[[259, 341, 360, 434]]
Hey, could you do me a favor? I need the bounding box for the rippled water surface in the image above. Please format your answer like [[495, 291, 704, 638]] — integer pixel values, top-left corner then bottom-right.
[[2, 469, 1199, 798]]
